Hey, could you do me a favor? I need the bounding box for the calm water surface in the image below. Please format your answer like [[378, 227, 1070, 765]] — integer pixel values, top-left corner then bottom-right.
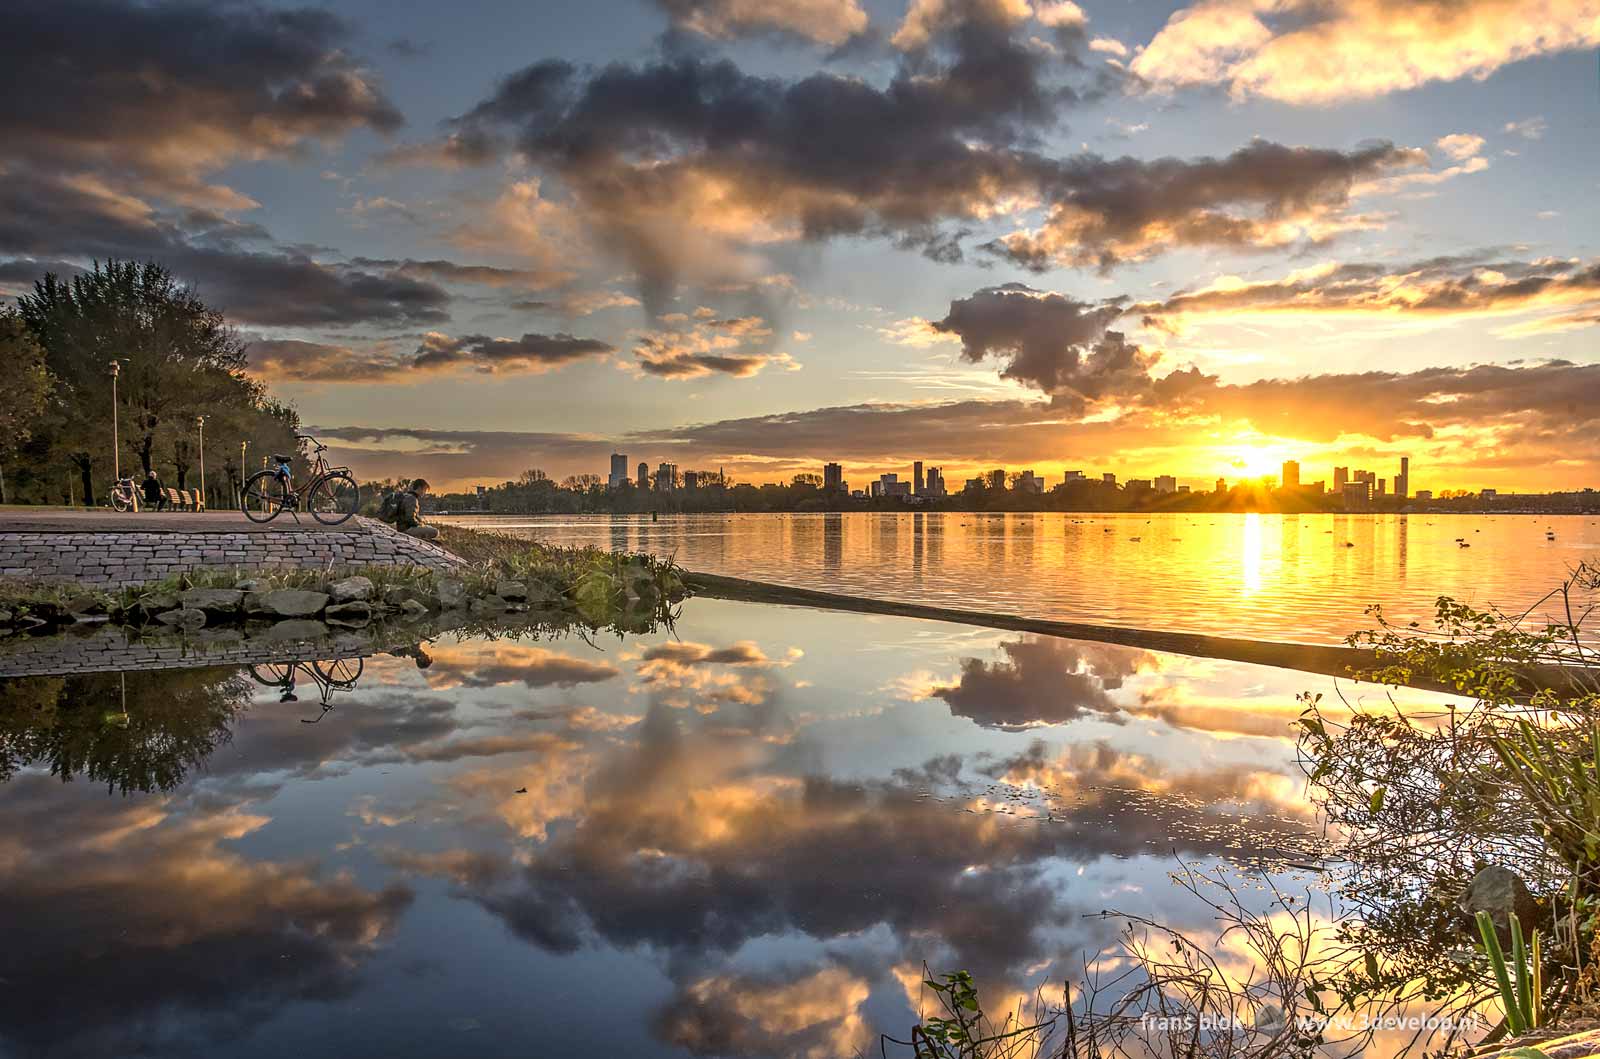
[[445, 512, 1600, 643], [0, 598, 1459, 1058]]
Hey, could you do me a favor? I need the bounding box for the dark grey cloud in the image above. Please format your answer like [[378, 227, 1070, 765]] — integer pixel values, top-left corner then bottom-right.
[[1136, 253, 1600, 336], [397, 15, 1423, 306], [984, 139, 1423, 271], [933, 637, 1147, 730], [0, 774, 412, 1058], [411, 331, 614, 373], [247, 330, 613, 383], [1, 0, 400, 206], [933, 282, 1152, 404], [0, 170, 450, 328]]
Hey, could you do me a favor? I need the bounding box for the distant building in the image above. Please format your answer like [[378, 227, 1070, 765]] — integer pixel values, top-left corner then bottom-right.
[[925, 467, 946, 496], [1103, 472, 1117, 486], [1396, 456, 1410, 500], [964, 477, 986, 492], [1281, 460, 1300, 490], [1215, 477, 1226, 492], [682, 471, 699, 490], [875, 473, 910, 498], [654, 463, 678, 492], [609, 453, 629, 488], [1342, 480, 1372, 511], [988, 469, 1007, 490], [1333, 466, 1349, 491], [913, 461, 924, 495], [637, 461, 649, 490], [1064, 469, 1085, 482], [1482, 489, 1498, 499], [1177, 485, 1191, 493], [824, 462, 844, 492], [1126, 478, 1153, 492], [1414, 489, 1433, 501], [475, 485, 486, 498], [1375, 478, 1387, 496], [1014, 470, 1043, 494], [1154, 474, 1177, 494]]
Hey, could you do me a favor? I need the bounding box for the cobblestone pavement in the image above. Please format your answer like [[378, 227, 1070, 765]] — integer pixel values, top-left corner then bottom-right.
[[0, 515, 464, 586]]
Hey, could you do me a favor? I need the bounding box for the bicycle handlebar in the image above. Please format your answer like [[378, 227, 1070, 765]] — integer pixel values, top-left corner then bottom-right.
[[296, 433, 328, 451]]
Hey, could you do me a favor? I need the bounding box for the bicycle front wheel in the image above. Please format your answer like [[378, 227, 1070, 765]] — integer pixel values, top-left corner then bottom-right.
[[313, 657, 364, 686], [110, 490, 132, 512], [241, 470, 290, 523], [307, 473, 359, 525]]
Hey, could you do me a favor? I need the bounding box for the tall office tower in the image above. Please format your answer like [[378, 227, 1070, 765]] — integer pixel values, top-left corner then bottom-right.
[[1281, 460, 1300, 490], [824, 462, 843, 491], [1154, 475, 1177, 494], [926, 467, 945, 496], [637, 461, 649, 489], [609, 453, 628, 488], [683, 471, 699, 490], [989, 469, 1007, 490], [655, 463, 678, 492], [1396, 456, 1409, 500], [1215, 477, 1226, 492], [913, 461, 924, 495], [1333, 466, 1349, 491]]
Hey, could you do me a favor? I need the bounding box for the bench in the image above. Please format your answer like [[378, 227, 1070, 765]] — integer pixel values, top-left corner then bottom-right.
[[156, 488, 206, 512]]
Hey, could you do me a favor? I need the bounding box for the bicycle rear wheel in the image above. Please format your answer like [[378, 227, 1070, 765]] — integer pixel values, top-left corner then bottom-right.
[[110, 489, 132, 512], [241, 470, 290, 523], [307, 472, 359, 525]]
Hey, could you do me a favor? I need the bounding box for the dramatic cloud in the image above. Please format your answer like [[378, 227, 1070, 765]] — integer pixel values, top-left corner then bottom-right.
[[0, 776, 411, 1056], [248, 330, 612, 383], [932, 283, 1152, 403], [1, 0, 402, 209], [387, 5, 1423, 301], [1130, 0, 1600, 104], [652, 0, 870, 45], [0, 169, 451, 328], [933, 637, 1147, 729], [632, 313, 799, 379], [983, 140, 1423, 270], [413, 331, 614, 373], [1137, 254, 1600, 336]]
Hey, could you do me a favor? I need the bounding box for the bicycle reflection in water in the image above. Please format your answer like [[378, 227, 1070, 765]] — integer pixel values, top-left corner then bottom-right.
[[246, 646, 431, 723], [248, 658, 364, 723]]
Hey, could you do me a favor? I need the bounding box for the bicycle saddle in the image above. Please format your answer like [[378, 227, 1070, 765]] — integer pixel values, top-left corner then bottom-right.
[[271, 453, 293, 464]]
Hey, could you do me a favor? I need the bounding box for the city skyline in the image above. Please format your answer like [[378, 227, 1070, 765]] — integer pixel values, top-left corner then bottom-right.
[[2, 0, 1597, 494]]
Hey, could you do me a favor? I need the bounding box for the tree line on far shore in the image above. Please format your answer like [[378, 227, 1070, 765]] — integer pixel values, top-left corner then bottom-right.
[[1, 260, 299, 507]]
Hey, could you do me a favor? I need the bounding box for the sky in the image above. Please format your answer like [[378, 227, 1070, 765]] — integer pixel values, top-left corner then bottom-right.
[[3, 0, 1598, 493]]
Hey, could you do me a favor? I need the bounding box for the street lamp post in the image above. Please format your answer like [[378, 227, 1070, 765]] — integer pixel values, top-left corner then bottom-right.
[[108, 361, 121, 501], [196, 416, 207, 510]]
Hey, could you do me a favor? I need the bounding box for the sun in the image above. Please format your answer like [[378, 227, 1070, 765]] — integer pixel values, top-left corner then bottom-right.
[[1229, 446, 1287, 480]]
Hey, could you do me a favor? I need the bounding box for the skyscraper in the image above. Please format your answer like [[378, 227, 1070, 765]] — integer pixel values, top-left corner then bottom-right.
[[913, 461, 924, 495], [925, 467, 945, 496], [824, 462, 843, 491], [637, 461, 649, 489], [1396, 456, 1409, 500], [609, 453, 629, 488], [1333, 466, 1349, 491], [1154, 474, 1177, 494], [1281, 460, 1300, 490], [988, 469, 1007, 490]]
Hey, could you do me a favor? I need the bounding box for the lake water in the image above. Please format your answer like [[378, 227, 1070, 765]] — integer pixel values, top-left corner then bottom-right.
[[0, 598, 1465, 1058], [445, 512, 1600, 644]]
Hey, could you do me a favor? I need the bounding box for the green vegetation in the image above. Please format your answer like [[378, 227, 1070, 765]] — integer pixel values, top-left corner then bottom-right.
[[1477, 911, 1544, 1036], [4, 260, 299, 507]]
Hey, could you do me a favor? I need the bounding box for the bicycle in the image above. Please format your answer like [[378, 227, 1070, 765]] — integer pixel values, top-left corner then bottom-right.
[[109, 476, 139, 512], [240, 433, 359, 525], [247, 657, 365, 722]]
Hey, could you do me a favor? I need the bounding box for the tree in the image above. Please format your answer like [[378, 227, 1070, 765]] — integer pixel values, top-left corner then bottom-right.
[[10, 260, 299, 505], [0, 314, 53, 502]]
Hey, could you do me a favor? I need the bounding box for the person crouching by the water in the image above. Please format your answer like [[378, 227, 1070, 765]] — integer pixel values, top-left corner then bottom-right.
[[396, 478, 439, 539], [141, 470, 165, 510]]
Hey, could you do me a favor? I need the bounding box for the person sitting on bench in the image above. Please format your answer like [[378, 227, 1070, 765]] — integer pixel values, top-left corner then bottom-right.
[[141, 471, 165, 511]]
